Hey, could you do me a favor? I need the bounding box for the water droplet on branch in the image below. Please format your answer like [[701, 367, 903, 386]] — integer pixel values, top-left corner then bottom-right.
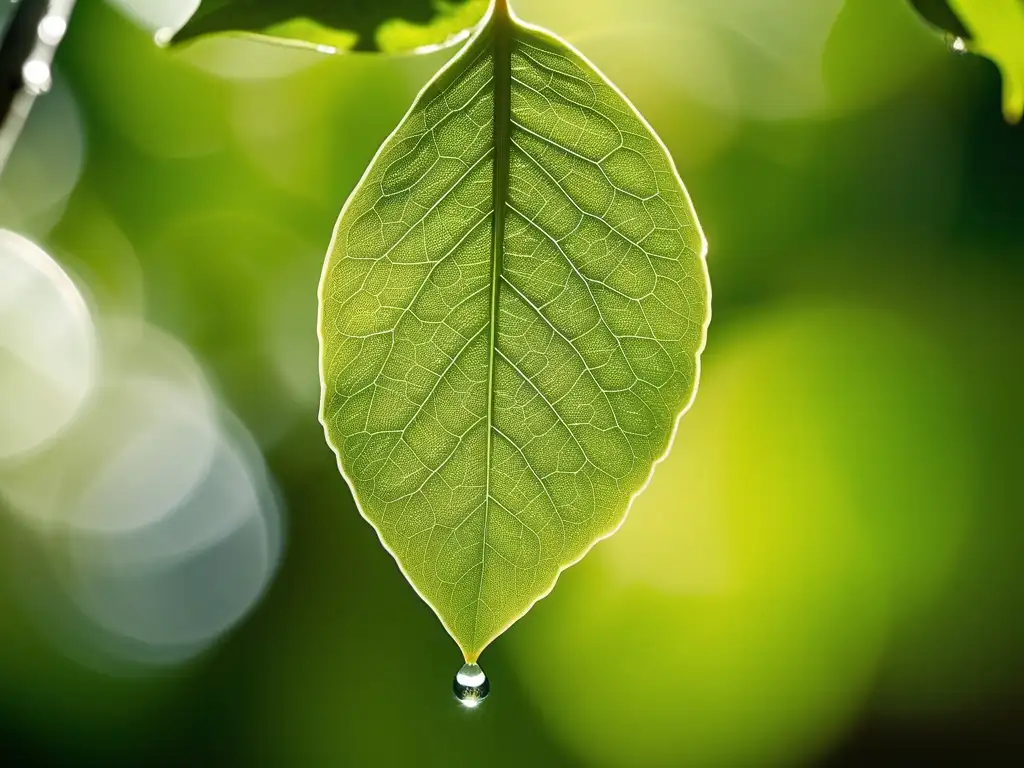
[[947, 34, 968, 54], [453, 663, 489, 707]]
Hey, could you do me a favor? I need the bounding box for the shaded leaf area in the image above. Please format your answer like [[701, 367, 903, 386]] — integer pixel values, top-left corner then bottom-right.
[[319, 6, 709, 660], [908, 0, 1024, 122], [908, 0, 971, 38], [174, 0, 488, 53]]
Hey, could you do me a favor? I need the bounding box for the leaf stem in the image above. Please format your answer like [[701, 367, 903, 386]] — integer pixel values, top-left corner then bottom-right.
[[0, 0, 78, 175]]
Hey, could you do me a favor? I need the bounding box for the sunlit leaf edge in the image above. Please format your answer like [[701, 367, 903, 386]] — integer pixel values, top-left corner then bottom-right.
[[317, 0, 711, 661]]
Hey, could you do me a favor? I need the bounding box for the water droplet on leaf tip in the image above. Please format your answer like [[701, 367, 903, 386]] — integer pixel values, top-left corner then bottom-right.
[[947, 34, 968, 54], [453, 663, 489, 707]]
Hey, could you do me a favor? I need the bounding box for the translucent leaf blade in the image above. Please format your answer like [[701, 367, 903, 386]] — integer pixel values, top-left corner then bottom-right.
[[319, 0, 710, 661]]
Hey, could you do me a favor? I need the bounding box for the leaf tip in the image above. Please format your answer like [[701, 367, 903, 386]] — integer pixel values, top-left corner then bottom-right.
[[1001, 71, 1024, 123]]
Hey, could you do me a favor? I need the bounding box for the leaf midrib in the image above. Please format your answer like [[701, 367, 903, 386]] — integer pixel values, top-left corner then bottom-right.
[[477, 0, 512, 657]]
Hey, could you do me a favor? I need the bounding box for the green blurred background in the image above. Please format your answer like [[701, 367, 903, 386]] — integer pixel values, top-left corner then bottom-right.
[[1, 0, 1022, 764]]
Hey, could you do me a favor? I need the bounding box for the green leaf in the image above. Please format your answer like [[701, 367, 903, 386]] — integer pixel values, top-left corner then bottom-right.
[[173, 0, 490, 54], [907, 0, 972, 38], [318, 0, 710, 661], [949, 0, 1024, 123], [908, 0, 1024, 122]]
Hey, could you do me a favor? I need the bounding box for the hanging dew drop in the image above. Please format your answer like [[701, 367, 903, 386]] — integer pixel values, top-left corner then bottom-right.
[[453, 663, 490, 707]]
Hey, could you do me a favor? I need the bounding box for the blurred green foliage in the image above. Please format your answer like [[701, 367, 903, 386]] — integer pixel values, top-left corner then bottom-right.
[[0, 0, 1022, 765], [909, 0, 1024, 122], [947, 0, 1024, 122]]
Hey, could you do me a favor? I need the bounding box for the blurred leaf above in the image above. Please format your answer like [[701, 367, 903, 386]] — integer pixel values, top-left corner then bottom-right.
[[908, 0, 1024, 122], [173, 0, 490, 54], [908, 0, 971, 37]]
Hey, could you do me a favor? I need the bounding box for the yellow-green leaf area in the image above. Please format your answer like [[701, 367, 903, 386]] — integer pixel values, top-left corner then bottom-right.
[[949, 0, 1024, 122], [319, 0, 709, 661]]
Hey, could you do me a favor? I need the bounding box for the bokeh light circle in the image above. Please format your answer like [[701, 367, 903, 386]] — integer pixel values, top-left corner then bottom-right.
[[510, 301, 977, 767], [0, 229, 96, 461], [0, 321, 219, 532], [57, 409, 284, 664], [0, 75, 85, 233]]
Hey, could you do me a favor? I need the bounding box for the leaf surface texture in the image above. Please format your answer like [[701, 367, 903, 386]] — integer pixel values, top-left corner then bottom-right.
[[319, 1, 709, 659]]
